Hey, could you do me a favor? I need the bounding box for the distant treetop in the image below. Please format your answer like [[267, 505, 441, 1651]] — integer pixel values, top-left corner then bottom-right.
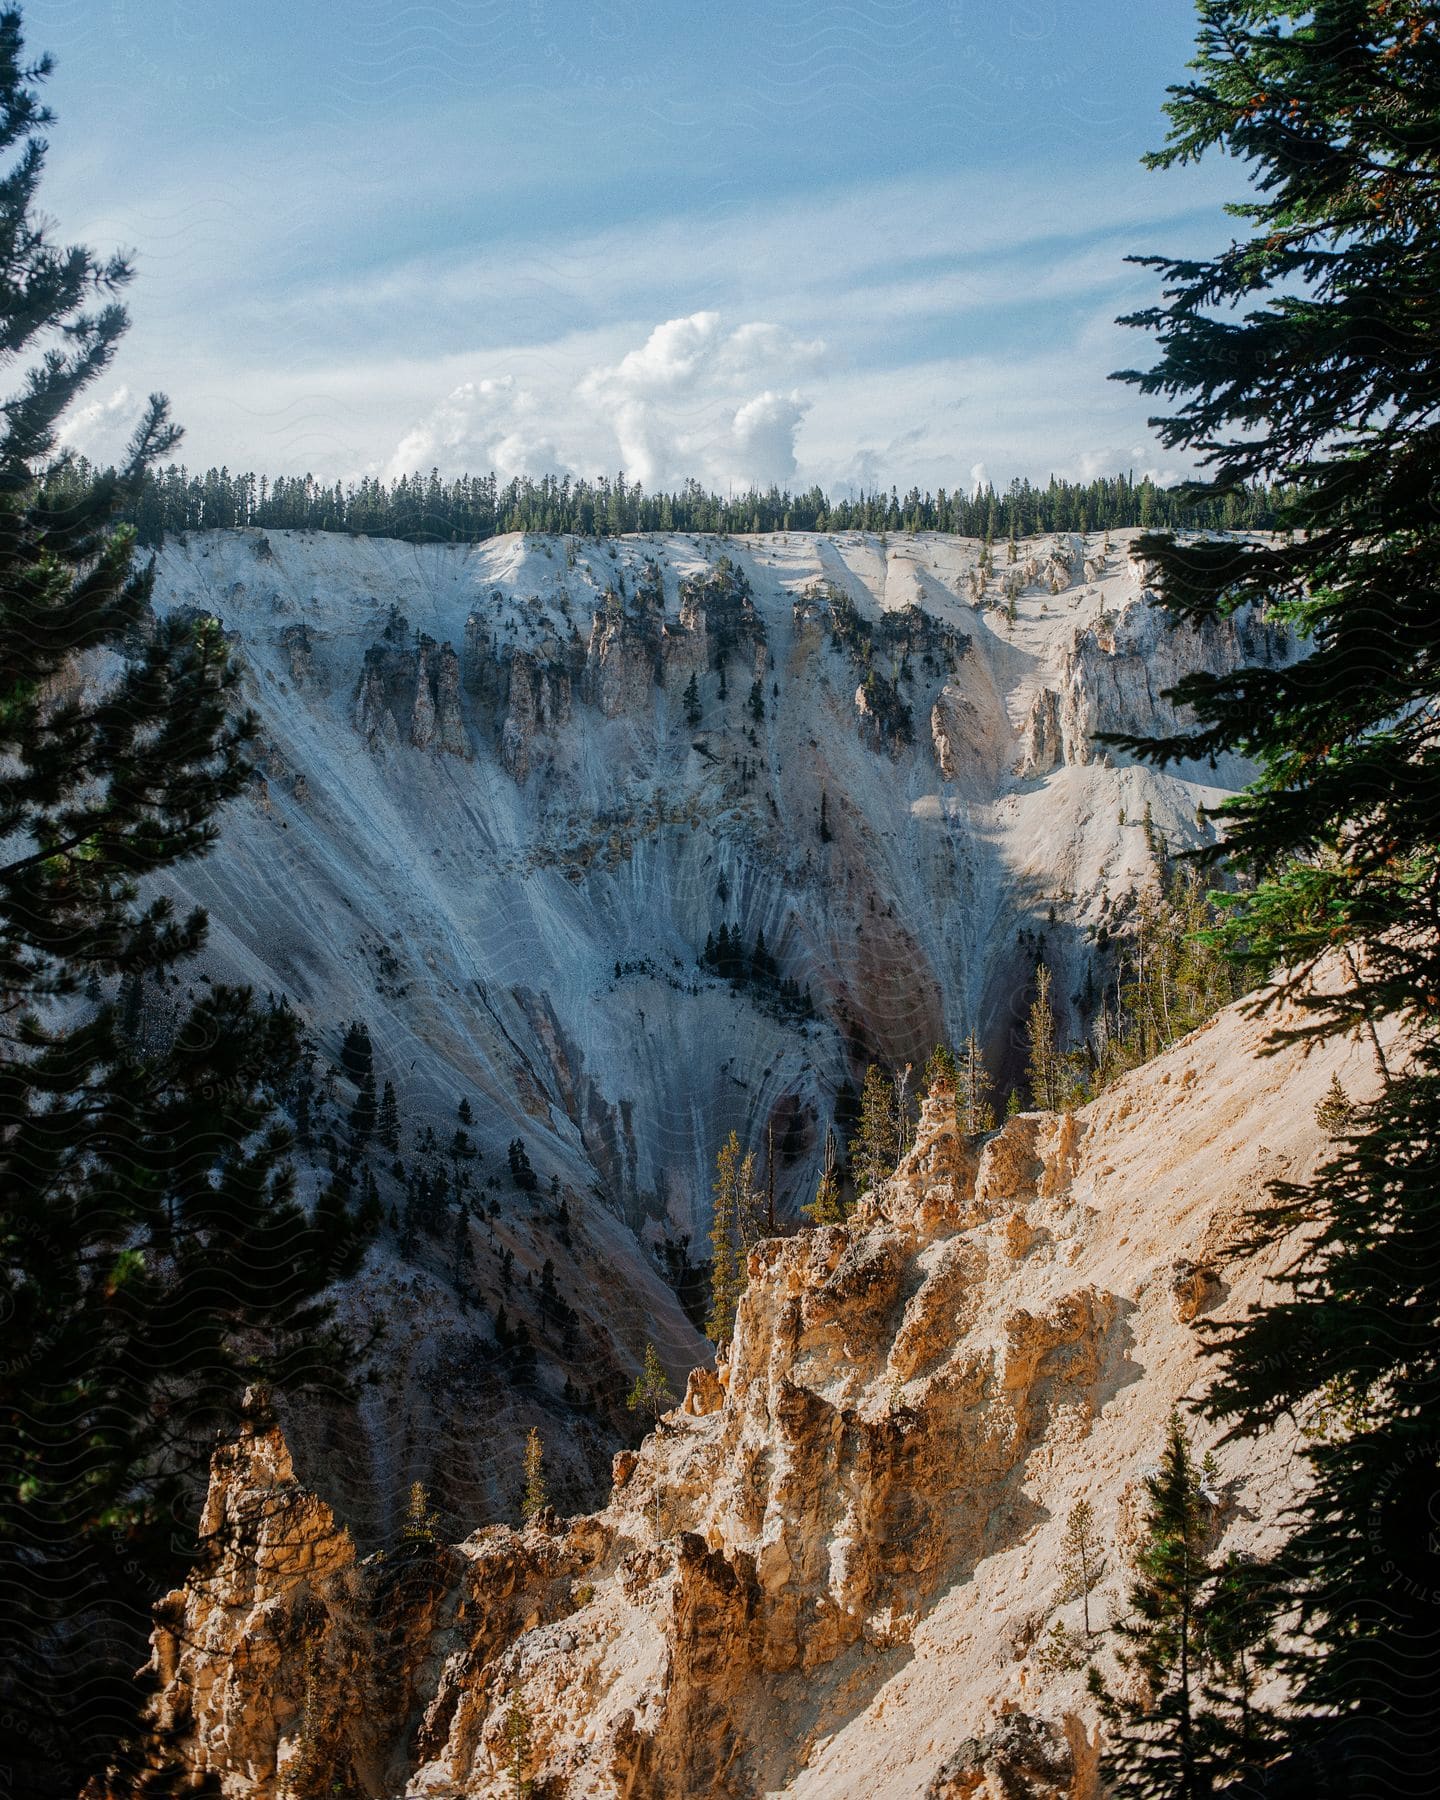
[[52, 459, 1283, 548]]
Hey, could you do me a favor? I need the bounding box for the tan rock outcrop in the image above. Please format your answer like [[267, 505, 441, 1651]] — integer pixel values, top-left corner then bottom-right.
[[931, 680, 1007, 789], [354, 635, 470, 758], [1019, 686, 1064, 776], [276, 622, 319, 687], [586, 601, 659, 718], [121, 991, 1376, 1798]]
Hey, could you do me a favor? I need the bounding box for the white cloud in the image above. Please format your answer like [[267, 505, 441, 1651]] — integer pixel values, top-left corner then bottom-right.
[[68, 155, 1221, 492], [576, 313, 824, 489], [970, 460, 989, 497], [386, 377, 567, 482], [58, 384, 135, 463], [586, 312, 725, 399], [730, 390, 810, 488], [384, 313, 825, 492]]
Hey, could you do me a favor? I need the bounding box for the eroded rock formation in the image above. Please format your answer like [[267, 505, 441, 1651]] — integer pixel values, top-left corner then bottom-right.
[[117, 989, 1373, 1798]]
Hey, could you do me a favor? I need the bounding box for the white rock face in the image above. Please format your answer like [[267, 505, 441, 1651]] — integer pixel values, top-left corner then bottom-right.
[[1018, 687, 1063, 777], [145, 526, 1293, 1528]]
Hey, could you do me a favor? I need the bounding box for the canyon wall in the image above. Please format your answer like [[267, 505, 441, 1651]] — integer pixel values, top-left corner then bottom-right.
[[143, 526, 1292, 1534], [110, 984, 1370, 1799]]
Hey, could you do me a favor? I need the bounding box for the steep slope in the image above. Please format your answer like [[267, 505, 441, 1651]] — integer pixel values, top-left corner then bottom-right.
[[144, 527, 1292, 1530], [114, 987, 1378, 1800]]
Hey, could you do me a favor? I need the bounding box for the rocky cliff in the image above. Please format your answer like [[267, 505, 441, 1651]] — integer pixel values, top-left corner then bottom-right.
[[112, 984, 1372, 1799], [142, 525, 1295, 1538]]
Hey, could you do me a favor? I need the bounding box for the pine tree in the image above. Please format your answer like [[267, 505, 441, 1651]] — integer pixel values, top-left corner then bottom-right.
[[1057, 1496, 1107, 1639], [891, 1062, 915, 1160], [1089, 1414, 1213, 1799], [349, 1068, 377, 1145], [818, 789, 832, 842], [850, 1062, 899, 1195], [400, 1479, 439, 1548], [1025, 963, 1060, 1110], [340, 1019, 373, 1082], [377, 1078, 400, 1151], [1111, 5, 1440, 1783], [521, 1426, 547, 1522], [627, 1341, 676, 1427], [1313, 1073, 1355, 1138], [0, 21, 364, 1792], [802, 1128, 845, 1225], [504, 1687, 533, 1799], [922, 1041, 957, 1099], [958, 1032, 995, 1136], [706, 1131, 760, 1342], [752, 925, 771, 981], [507, 1137, 537, 1191], [277, 1654, 332, 1800], [1195, 1552, 1280, 1781], [451, 1201, 474, 1288], [682, 670, 701, 726]]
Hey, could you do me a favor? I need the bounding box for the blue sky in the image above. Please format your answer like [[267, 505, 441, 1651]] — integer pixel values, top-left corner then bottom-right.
[[28, 0, 1240, 495]]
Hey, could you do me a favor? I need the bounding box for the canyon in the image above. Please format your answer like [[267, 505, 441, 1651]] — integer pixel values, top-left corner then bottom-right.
[[142, 525, 1291, 1537], [115, 981, 1372, 1798]]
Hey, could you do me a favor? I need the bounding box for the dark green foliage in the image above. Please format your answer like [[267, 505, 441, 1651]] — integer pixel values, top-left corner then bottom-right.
[[507, 1137, 537, 1191], [820, 583, 968, 673], [339, 1019, 372, 1082], [377, 1078, 400, 1151], [858, 667, 914, 748], [747, 677, 764, 722], [750, 927, 775, 981], [1064, 864, 1251, 1108], [1091, 1416, 1277, 1797], [706, 1131, 762, 1344], [682, 670, 701, 726], [801, 1128, 845, 1225], [685, 556, 763, 680], [1111, 4, 1440, 1786], [699, 919, 812, 1019], [849, 1062, 905, 1195], [451, 1201, 475, 1288], [0, 17, 365, 1791], [112, 460, 1282, 549], [1091, 1415, 1212, 1798], [626, 1341, 676, 1426], [349, 1069, 376, 1145]]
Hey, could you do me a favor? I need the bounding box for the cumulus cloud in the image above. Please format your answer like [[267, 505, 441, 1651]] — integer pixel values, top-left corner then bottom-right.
[[58, 384, 135, 463], [730, 390, 810, 487], [386, 377, 565, 482], [387, 312, 827, 492], [587, 311, 726, 400], [970, 460, 989, 497], [578, 312, 825, 489]]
